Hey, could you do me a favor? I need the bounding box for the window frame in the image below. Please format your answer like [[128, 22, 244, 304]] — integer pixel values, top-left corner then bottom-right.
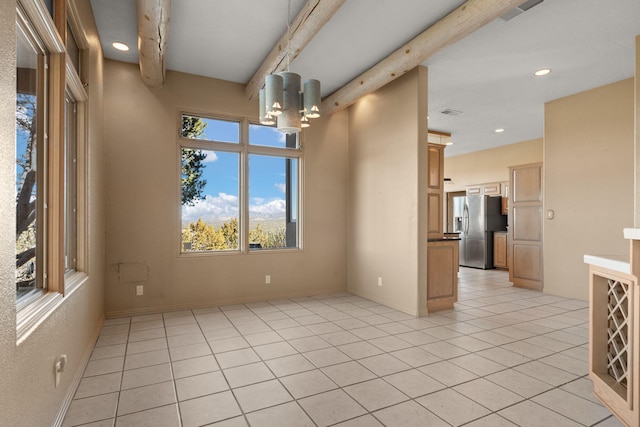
[[178, 112, 304, 255], [15, 0, 89, 343]]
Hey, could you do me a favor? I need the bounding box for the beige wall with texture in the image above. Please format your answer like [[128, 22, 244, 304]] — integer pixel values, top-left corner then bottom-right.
[[103, 60, 350, 315], [348, 67, 429, 315], [0, 2, 107, 425], [544, 78, 634, 300], [444, 138, 543, 192]]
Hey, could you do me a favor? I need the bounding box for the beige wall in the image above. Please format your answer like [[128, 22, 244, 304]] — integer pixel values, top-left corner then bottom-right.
[[636, 36, 640, 227], [103, 61, 349, 315], [1, 2, 107, 426], [544, 78, 634, 300], [347, 67, 429, 315], [444, 138, 543, 192]]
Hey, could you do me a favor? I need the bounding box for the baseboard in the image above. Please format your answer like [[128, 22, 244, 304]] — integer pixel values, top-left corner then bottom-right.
[[52, 314, 105, 427], [105, 286, 347, 318]]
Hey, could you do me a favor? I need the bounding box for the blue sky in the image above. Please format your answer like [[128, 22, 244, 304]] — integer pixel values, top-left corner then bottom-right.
[[181, 118, 296, 225]]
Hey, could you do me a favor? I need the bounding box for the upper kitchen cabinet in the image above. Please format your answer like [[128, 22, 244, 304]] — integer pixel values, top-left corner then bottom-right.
[[467, 181, 503, 196], [427, 143, 445, 239], [508, 162, 543, 290]]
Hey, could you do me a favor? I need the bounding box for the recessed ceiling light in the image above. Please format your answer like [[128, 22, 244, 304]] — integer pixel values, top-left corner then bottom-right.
[[495, 128, 505, 133], [534, 68, 551, 76], [112, 42, 130, 52]]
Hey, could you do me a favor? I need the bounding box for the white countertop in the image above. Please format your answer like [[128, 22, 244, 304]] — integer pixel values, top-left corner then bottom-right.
[[583, 254, 630, 274], [624, 228, 640, 240]]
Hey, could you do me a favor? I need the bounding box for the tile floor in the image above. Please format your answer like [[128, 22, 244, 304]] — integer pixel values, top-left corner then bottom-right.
[[62, 268, 624, 426]]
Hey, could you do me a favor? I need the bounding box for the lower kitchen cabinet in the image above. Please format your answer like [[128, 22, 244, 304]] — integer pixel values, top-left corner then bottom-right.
[[427, 239, 459, 311], [494, 231, 507, 269]]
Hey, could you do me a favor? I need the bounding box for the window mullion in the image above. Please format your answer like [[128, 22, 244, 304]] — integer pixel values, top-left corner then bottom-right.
[[240, 117, 249, 253]]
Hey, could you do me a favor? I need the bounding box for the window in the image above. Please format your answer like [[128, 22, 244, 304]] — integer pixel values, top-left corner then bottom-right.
[[180, 114, 302, 253], [64, 92, 77, 273], [16, 12, 49, 302], [15, 0, 89, 339]]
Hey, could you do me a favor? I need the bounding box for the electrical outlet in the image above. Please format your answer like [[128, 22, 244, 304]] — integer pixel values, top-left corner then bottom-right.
[[265, 275, 271, 285], [136, 285, 143, 296], [378, 277, 383, 287], [55, 354, 67, 387]]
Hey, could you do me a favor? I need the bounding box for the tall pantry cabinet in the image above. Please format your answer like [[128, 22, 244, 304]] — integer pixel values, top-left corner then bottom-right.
[[508, 162, 543, 290]]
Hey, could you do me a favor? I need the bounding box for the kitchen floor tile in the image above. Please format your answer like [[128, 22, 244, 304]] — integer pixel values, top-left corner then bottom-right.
[[62, 393, 118, 427], [418, 360, 478, 387], [74, 372, 121, 399], [232, 379, 293, 413], [514, 361, 579, 386], [298, 389, 367, 427], [303, 347, 351, 368], [485, 369, 554, 398], [337, 341, 384, 359], [171, 354, 219, 379], [280, 369, 338, 399], [358, 353, 411, 377], [175, 370, 228, 401], [373, 400, 449, 427], [117, 381, 176, 416], [253, 341, 298, 360], [498, 400, 581, 427], [389, 347, 440, 367], [124, 349, 170, 370], [223, 361, 274, 388], [454, 378, 524, 411], [383, 369, 446, 398], [114, 403, 180, 427], [265, 354, 315, 377], [531, 388, 611, 425], [120, 363, 173, 390], [321, 361, 377, 387], [215, 347, 261, 369], [416, 388, 491, 426], [344, 378, 408, 412], [179, 391, 242, 427], [245, 402, 314, 427]]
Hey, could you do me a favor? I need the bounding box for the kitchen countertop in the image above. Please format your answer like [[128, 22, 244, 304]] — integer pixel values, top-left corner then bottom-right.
[[428, 237, 461, 242], [583, 254, 630, 274]]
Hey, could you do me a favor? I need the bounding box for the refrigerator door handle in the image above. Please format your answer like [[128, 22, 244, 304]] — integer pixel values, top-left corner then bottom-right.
[[463, 204, 469, 234]]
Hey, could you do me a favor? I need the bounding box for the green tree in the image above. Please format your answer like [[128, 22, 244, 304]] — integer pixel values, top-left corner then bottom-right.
[[181, 116, 208, 206], [16, 93, 38, 290], [220, 218, 239, 249]]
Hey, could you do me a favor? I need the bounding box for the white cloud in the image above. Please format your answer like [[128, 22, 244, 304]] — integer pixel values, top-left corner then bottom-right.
[[250, 198, 286, 220], [182, 192, 286, 223], [274, 182, 286, 193], [201, 151, 218, 163], [182, 192, 238, 223]]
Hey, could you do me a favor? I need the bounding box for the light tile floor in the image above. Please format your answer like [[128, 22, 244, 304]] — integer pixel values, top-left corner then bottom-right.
[[63, 268, 624, 426]]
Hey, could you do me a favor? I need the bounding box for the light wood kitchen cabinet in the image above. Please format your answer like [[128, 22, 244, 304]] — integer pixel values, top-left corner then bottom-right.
[[427, 144, 444, 239], [508, 162, 543, 290], [467, 181, 502, 196], [494, 231, 507, 269], [427, 240, 459, 311], [501, 181, 509, 215]]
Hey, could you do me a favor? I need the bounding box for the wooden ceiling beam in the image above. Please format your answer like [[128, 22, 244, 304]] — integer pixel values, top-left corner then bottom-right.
[[245, 0, 345, 101], [322, 0, 525, 116], [136, 0, 171, 88]]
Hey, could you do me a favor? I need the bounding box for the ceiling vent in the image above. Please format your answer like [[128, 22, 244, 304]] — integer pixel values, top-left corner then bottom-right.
[[440, 108, 463, 116], [500, 0, 543, 21]]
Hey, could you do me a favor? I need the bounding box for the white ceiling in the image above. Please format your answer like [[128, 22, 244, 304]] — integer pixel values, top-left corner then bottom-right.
[[90, 0, 639, 157]]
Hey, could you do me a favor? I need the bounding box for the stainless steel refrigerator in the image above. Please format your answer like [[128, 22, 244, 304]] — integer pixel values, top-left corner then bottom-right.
[[460, 195, 507, 269]]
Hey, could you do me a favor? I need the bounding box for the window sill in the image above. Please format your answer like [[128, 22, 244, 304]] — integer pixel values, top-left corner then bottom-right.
[[16, 272, 88, 345]]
